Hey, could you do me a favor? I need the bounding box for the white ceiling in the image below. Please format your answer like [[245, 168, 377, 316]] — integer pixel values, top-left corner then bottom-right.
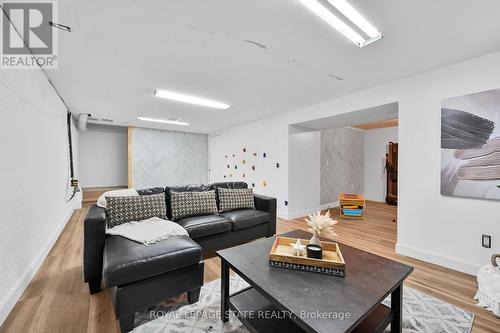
[[45, 0, 500, 133]]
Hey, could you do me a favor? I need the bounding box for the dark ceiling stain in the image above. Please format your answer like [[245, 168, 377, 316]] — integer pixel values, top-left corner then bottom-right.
[[184, 23, 343, 82], [187, 24, 267, 51], [243, 40, 268, 50], [187, 24, 216, 35], [328, 74, 344, 81], [286, 58, 311, 68], [73, 11, 80, 30]]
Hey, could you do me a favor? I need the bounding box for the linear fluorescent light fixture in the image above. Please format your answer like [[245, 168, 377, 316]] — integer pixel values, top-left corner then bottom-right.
[[154, 89, 230, 109], [298, 0, 382, 47], [137, 117, 190, 126]]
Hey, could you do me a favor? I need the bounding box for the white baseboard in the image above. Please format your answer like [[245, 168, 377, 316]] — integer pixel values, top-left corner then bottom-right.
[[282, 201, 339, 220], [320, 201, 340, 210], [0, 205, 78, 326], [277, 209, 288, 220], [396, 243, 481, 276], [364, 195, 385, 203]]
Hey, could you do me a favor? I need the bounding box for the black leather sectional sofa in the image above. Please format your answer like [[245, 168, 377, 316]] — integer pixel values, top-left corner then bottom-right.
[[83, 181, 276, 332]]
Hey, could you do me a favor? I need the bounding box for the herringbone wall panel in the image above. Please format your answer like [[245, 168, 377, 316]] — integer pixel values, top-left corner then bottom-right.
[[320, 128, 364, 205], [131, 128, 208, 189]]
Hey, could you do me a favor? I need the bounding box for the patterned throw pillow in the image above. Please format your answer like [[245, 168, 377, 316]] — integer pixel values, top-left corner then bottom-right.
[[106, 193, 166, 228], [217, 188, 255, 213], [170, 190, 219, 221]]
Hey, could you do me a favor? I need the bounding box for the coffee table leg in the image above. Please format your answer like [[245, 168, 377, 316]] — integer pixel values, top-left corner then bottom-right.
[[391, 283, 402, 333], [221, 259, 230, 322]]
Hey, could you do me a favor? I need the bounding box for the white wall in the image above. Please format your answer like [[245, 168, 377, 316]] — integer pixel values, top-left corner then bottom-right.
[[364, 127, 398, 202], [209, 117, 289, 217], [211, 50, 500, 275], [79, 124, 128, 188], [0, 69, 81, 325], [288, 130, 321, 219]]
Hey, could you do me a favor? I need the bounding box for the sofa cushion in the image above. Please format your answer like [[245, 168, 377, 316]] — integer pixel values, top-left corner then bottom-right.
[[221, 209, 270, 231], [137, 187, 165, 195], [213, 182, 248, 208], [213, 182, 248, 190], [217, 188, 255, 212], [106, 193, 166, 228], [170, 190, 218, 221], [97, 188, 138, 208], [165, 184, 214, 219], [176, 215, 232, 239], [103, 235, 201, 287]]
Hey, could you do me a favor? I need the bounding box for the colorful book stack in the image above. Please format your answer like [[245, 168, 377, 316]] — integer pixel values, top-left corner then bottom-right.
[[339, 193, 366, 220]]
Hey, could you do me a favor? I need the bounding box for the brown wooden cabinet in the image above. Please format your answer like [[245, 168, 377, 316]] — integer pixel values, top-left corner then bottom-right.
[[386, 142, 398, 206]]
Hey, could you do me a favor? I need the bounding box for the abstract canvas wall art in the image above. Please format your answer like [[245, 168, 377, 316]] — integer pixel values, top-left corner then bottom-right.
[[441, 88, 500, 200]]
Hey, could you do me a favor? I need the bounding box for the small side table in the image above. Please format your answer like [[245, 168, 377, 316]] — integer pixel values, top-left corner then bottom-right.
[[475, 264, 500, 317]]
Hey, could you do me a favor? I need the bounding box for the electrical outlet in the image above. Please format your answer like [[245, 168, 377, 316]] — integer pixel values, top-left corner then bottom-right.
[[482, 234, 491, 248], [71, 178, 79, 188]]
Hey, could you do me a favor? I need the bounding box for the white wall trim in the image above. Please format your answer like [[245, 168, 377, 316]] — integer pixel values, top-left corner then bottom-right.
[[282, 201, 339, 220], [277, 210, 288, 220], [0, 205, 78, 326], [364, 195, 385, 203], [320, 201, 340, 211], [396, 242, 480, 276]]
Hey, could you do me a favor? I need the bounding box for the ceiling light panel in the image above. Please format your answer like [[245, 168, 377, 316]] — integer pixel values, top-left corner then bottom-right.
[[298, 0, 382, 47], [154, 89, 230, 109], [137, 116, 190, 126]]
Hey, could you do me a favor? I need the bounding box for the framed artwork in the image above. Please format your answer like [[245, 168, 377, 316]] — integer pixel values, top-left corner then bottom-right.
[[441, 88, 500, 200]]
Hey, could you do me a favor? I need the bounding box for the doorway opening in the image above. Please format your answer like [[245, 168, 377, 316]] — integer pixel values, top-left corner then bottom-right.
[[287, 102, 399, 247]]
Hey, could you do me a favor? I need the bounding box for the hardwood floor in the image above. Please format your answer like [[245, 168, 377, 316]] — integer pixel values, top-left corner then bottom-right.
[[1, 201, 499, 332]]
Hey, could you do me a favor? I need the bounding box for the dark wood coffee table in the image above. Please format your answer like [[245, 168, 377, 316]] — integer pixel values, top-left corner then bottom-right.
[[217, 230, 413, 333]]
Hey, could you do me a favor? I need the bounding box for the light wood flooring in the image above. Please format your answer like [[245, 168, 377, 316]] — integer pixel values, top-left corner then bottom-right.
[[1, 201, 499, 332]]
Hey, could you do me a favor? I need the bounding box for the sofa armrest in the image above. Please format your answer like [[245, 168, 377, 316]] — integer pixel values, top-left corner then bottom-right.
[[83, 204, 106, 294], [254, 194, 277, 237]]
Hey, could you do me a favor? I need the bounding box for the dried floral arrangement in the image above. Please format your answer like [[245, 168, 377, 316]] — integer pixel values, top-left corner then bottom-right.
[[306, 210, 338, 239]]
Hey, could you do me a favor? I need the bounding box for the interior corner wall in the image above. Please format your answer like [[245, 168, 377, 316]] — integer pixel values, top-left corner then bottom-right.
[[130, 127, 208, 188], [288, 130, 321, 219], [210, 51, 500, 275], [364, 127, 399, 202], [0, 70, 81, 325], [320, 127, 364, 205], [78, 123, 128, 188]]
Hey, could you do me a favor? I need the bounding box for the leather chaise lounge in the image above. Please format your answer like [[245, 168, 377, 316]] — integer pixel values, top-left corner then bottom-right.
[[83, 181, 277, 332]]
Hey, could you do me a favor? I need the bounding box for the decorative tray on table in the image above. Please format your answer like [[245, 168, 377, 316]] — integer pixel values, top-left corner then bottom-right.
[[269, 236, 345, 277]]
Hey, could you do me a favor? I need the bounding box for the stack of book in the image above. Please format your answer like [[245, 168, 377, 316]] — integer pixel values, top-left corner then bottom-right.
[[339, 193, 366, 220]]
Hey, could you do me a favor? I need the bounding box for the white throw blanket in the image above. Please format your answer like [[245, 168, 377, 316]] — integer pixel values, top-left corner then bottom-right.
[[106, 217, 188, 246], [97, 188, 139, 208]]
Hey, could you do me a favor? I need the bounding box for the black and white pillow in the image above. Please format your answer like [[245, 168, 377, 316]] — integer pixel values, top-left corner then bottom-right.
[[170, 190, 218, 221], [217, 188, 255, 213], [106, 193, 166, 228]]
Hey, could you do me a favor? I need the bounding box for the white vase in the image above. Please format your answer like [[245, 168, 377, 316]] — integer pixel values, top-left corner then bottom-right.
[[309, 234, 321, 246]]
